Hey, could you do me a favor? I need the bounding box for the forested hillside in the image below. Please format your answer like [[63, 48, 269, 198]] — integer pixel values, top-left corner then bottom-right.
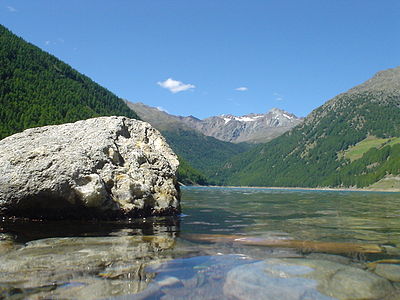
[[0, 25, 138, 140], [176, 156, 208, 186], [162, 128, 251, 183], [216, 67, 400, 188]]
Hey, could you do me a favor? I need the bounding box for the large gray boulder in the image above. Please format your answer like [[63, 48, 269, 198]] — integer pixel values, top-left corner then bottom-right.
[[0, 116, 180, 219]]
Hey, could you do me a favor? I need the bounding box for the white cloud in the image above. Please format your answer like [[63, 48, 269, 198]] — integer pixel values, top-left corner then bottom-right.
[[45, 41, 51, 45], [235, 87, 248, 91], [7, 6, 17, 12], [157, 78, 195, 93], [273, 92, 284, 101]]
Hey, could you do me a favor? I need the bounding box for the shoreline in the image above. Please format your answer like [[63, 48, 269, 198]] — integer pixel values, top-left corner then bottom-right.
[[184, 185, 400, 193]]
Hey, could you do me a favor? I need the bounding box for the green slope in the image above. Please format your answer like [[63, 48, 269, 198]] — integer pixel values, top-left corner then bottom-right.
[[161, 128, 251, 184], [176, 156, 208, 185], [339, 136, 400, 162], [326, 143, 400, 187], [0, 25, 138, 140], [217, 67, 400, 188]]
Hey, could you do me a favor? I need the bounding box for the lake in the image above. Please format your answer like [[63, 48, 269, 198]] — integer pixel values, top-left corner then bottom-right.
[[1, 187, 400, 299]]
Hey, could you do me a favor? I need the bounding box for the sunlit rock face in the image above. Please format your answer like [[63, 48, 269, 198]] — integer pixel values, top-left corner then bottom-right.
[[0, 116, 180, 219]]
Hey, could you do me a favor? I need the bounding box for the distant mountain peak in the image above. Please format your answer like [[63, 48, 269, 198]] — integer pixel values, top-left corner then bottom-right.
[[218, 113, 264, 123], [268, 108, 297, 119], [186, 115, 201, 121], [180, 108, 302, 143], [220, 108, 299, 122], [269, 107, 285, 113]]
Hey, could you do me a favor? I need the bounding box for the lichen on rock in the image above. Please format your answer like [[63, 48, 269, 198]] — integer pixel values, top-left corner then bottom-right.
[[0, 116, 180, 219]]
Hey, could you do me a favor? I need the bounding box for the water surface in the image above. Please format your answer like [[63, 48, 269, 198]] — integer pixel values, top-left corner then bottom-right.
[[1, 187, 400, 299], [181, 187, 400, 244]]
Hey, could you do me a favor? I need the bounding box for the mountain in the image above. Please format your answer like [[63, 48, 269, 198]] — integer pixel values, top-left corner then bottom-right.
[[0, 25, 138, 140], [216, 66, 400, 189], [126, 102, 191, 131], [128, 102, 302, 144], [178, 108, 303, 143], [126, 102, 252, 183]]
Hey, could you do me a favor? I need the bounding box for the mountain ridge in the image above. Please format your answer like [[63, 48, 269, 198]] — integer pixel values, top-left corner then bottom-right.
[[129, 102, 303, 144]]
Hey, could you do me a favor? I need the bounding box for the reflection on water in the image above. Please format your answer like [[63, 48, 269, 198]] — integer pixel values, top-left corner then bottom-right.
[[0, 216, 180, 243], [1, 187, 400, 299]]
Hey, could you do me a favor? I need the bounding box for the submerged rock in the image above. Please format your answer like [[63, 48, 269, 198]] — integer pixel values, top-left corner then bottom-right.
[[374, 263, 400, 282], [224, 258, 396, 300], [0, 233, 18, 255], [292, 259, 394, 299], [0, 235, 176, 299], [0, 117, 180, 219], [133, 254, 258, 300], [224, 260, 335, 300]]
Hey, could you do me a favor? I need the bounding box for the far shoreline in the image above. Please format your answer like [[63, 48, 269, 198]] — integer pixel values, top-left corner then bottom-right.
[[182, 185, 400, 193]]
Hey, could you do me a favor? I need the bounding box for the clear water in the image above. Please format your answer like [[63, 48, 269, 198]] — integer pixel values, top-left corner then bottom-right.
[[1, 187, 400, 299], [181, 187, 400, 244]]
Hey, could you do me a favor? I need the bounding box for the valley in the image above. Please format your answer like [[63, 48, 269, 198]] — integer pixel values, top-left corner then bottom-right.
[[1, 4, 400, 299]]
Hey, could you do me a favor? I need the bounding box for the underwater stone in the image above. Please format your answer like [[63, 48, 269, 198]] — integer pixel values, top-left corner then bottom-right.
[[224, 258, 395, 300], [374, 263, 400, 282]]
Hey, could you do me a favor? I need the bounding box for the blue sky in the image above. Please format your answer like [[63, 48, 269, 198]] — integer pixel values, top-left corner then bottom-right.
[[1, 0, 399, 118]]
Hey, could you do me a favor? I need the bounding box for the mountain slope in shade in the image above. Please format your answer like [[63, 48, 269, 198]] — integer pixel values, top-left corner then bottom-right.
[[0, 25, 139, 140], [216, 66, 400, 188]]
